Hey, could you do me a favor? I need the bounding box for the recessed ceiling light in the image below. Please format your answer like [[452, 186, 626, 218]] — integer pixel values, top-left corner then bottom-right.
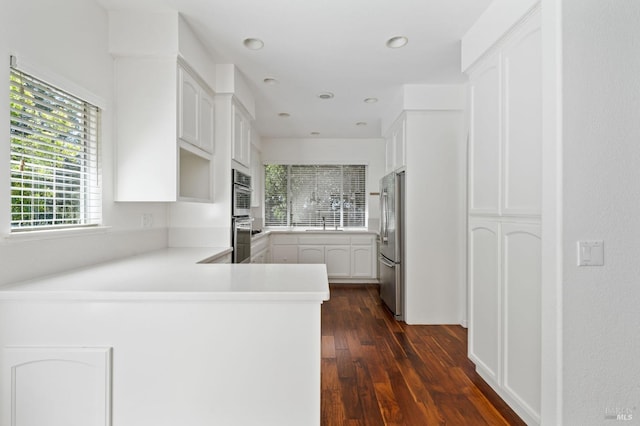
[[278, 112, 290, 118], [356, 122, 367, 126], [386, 36, 408, 49], [243, 38, 264, 50], [310, 132, 320, 136], [317, 92, 334, 100], [263, 78, 278, 85], [364, 97, 378, 104]]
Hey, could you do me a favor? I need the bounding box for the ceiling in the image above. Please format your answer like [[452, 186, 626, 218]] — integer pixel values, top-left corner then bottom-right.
[[97, 0, 492, 139]]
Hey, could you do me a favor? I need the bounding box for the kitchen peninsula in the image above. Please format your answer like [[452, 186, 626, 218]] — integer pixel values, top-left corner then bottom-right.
[[0, 248, 330, 426]]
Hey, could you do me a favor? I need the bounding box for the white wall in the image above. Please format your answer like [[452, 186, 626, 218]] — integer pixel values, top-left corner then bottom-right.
[[403, 111, 466, 325], [261, 138, 385, 229], [540, 0, 562, 423], [556, 0, 640, 423], [0, 0, 168, 286]]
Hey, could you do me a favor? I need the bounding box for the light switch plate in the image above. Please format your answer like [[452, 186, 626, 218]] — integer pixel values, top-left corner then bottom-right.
[[577, 240, 604, 266]]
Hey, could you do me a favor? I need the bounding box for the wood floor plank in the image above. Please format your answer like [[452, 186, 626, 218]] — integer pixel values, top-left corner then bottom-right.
[[322, 358, 341, 391], [321, 285, 526, 426], [323, 335, 337, 359], [353, 358, 386, 426]]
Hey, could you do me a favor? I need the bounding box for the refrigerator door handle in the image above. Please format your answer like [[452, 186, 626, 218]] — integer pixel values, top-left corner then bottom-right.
[[381, 189, 389, 243], [379, 255, 395, 268]]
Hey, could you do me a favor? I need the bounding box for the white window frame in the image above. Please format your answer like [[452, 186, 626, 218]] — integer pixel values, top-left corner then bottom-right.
[[9, 64, 102, 232], [264, 164, 367, 229]]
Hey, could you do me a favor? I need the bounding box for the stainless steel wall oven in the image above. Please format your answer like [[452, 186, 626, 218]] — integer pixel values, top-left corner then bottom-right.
[[232, 169, 252, 263], [232, 169, 252, 217], [232, 217, 252, 263]]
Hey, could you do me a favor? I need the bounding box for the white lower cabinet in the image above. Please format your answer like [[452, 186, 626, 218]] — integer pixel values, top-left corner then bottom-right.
[[325, 246, 350, 278], [271, 245, 298, 264], [299, 245, 352, 279], [502, 223, 541, 419], [251, 250, 269, 264], [3, 347, 112, 426], [270, 233, 377, 282], [469, 221, 500, 382], [468, 219, 541, 425], [298, 246, 325, 264], [251, 236, 270, 264], [351, 244, 374, 278]]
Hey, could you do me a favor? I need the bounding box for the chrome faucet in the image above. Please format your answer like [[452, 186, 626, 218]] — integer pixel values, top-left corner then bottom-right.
[[322, 216, 326, 230]]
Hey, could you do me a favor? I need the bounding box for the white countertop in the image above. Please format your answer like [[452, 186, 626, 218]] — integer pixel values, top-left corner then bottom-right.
[[264, 228, 378, 234], [0, 248, 330, 302]]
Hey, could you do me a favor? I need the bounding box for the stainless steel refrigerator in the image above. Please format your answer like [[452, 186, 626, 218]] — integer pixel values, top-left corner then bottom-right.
[[379, 171, 404, 319]]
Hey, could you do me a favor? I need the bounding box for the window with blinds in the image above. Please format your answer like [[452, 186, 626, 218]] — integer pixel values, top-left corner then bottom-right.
[[264, 164, 367, 228], [9, 68, 101, 231]]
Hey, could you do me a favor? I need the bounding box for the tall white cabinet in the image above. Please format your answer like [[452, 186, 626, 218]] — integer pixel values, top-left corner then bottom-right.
[[467, 8, 542, 425]]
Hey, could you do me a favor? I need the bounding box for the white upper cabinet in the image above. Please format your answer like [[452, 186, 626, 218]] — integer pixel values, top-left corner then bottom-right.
[[178, 65, 215, 154], [501, 17, 542, 215], [469, 54, 501, 215], [251, 144, 262, 207], [115, 57, 213, 202], [468, 12, 541, 217], [232, 102, 251, 168], [394, 117, 406, 170], [178, 67, 199, 145], [385, 114, 406, 173]]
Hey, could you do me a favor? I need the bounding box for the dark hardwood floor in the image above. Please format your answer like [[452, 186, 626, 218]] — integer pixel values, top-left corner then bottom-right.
[[321, 285, 526, 426]]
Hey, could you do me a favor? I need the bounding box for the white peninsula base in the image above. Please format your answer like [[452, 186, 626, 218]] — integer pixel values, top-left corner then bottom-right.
[[0, 249, 330, 426]]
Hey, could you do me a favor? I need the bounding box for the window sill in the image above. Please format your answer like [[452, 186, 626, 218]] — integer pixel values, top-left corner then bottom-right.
[[3, 226, 112, 243]]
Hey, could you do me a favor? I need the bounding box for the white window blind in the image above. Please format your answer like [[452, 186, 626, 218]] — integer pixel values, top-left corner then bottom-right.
[[264, 164, 366, 228], [10, 68, 101, 230]]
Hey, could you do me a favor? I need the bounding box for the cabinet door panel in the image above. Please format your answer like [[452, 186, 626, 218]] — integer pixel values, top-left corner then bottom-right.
[[178, 67, 199, 145], [468, 221, 500, 382], [502, 223, 541, 420], [243, 121, 251, 166], [199, 91, 215, 153], [385, 135, 394, 174], [502, 20, 542, 215], [351, 245, 374, 278], [4, 347, 112, 426], [394, 118, 406, 170], [233, 108, 243, 163], [299, 246, 325, 264], [251, 145, 262, 207], [271, 245, 298, 263], [232, 104, 251, 167], [325, 246, 350, 278], [469, 55, 500, 214]]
